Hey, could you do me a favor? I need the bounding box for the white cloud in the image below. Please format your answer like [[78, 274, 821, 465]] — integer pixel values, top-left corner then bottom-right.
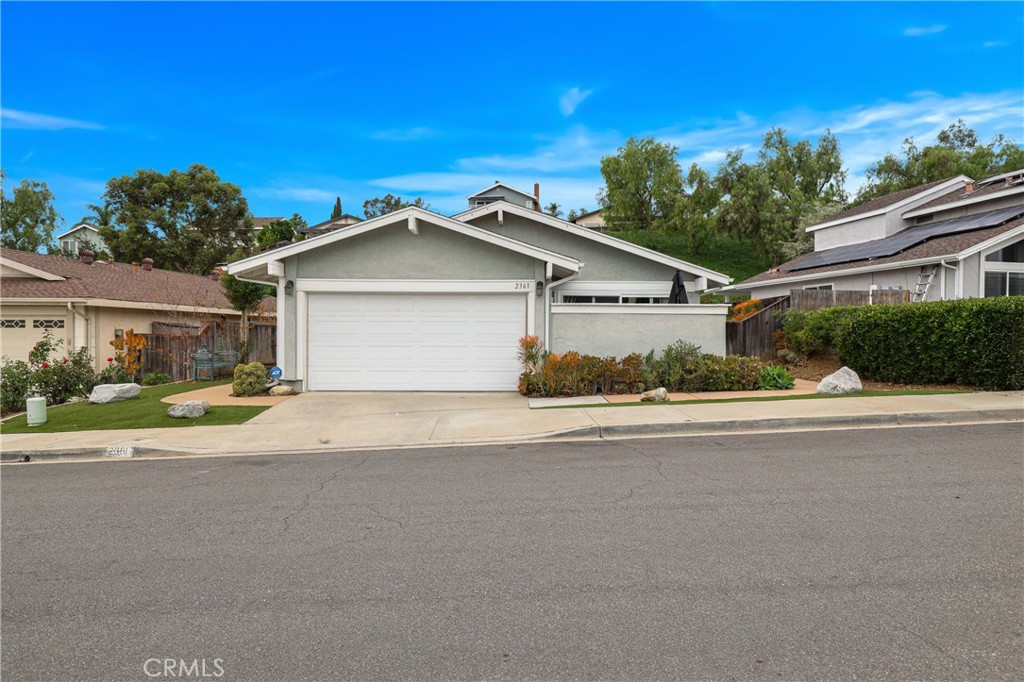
[[456, 126, 620, 173], [251, 186, 339, 203], [1, 108, 104, 130], [904, 25, 947, 37], [559, 87, 593, 116], [983, 40, 1006, 48], [370, 127, 441, 142]]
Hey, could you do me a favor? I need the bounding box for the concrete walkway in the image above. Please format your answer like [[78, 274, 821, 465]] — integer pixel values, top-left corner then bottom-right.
[[1, 389, 1021, 462]]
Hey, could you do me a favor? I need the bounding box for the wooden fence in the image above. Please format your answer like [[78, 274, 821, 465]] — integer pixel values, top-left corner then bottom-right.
[[790, 288, 910, 310], [140, 320, 276, 382], [725, 296, 790, 358]]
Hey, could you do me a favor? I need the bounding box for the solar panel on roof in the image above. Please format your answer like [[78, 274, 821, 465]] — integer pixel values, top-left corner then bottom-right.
[[790, 205, 1024, 271]]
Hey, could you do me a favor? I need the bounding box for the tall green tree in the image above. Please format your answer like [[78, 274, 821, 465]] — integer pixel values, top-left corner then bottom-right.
[[362, 193, 430, 218], [99, 164, 252, 274], [256, 213, 307, 250], [672, 164, 720, 254], [331, 197, 343, 220], [220, 272, 274, 358], [544, 202, 563, 219], [80, 202, 115, 229], [0, 171, 62, 252], [598, 137, 682, 231], [566, 207, 590, 222], [856, 120, 1024, 203], [714, 129, 846, 265]]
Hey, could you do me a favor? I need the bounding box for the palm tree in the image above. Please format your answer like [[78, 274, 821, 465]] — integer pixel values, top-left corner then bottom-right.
[[544, 202, 563, 219]]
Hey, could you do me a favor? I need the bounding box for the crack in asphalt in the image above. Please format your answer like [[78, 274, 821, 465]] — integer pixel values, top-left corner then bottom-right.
[[609, 440, 672, 504], [280, 456, 368, 531]]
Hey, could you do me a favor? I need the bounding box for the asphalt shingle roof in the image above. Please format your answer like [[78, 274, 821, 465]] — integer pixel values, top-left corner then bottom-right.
[[736, 217, 1024, 286], [823, 178, 955, 224], [0, 248, 261, 311]]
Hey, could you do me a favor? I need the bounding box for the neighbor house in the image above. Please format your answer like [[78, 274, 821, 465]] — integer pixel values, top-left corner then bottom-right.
[[55, 223, 108, 257], [572, 209, 607, 231], [467, 182, 541, 211], [227, 199, 732, 392], [720, 170, 1024, 301], [301, 213, 364, 236], [0, 248, 265, 368]]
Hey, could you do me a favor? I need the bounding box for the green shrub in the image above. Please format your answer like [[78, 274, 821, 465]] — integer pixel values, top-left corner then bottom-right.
[[758, 365, 796, 390], [17, 331, 98, 407], [142, 372, 172, 386], [782, 297, 1024, 389], [96, 362, 133, 385], [1, 359, 33, 413], [644, 340, 707, 392], [701, 355, 765, 391], [232, 362, 267, 397]]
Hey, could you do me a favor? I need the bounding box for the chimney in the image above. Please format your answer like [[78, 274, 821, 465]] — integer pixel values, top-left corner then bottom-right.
[[533, 182, 541, 211], [79, 249, 95, 265], [141, 257, 153, 272], [965, 180, 974, 194], [210, 267, 224, 281]]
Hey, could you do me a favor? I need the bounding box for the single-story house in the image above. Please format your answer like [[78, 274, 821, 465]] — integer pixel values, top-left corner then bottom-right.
[[55, 223, 107, 256], [227, 200, 732, 392], [572, 209, 607, 230], [720, 169, 1024, 300], [0, 248, 270, 367]]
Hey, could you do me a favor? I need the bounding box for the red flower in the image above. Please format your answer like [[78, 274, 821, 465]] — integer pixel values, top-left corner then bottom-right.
[[42, 362, 49, 368], [107, 357, 114, 362], [63, 357, 69, 363]]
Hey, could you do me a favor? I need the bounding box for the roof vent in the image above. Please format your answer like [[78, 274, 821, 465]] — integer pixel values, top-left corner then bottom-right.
[[964, 181, 974, 194], [142, 257, 153, 272], [79, 249, 95, 265]]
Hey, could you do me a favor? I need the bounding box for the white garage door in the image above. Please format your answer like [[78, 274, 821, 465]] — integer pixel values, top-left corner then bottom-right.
[[306, 293, 527, 391], [0, 317, 67, 362]]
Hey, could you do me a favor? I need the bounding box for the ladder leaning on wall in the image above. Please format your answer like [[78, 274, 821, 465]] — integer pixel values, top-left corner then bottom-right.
[[911, 265, 938, 303]]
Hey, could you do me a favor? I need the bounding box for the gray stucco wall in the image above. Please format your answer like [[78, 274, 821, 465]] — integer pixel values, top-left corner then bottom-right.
[[740, 265, 959, 301], [549, 306, 728, 357], [278, 218, 543, 387], [466, 213, 681, 282]]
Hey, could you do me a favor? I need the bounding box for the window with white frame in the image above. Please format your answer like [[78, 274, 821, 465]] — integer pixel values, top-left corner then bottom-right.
[[802, 283, 834, 291], [982, 238, 1024, 297], [60, 239, 79, 254], [555, 281, 674, 304]]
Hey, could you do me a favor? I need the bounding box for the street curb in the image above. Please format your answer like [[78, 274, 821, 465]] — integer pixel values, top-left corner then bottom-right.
[[2, 410, 1020, 463]]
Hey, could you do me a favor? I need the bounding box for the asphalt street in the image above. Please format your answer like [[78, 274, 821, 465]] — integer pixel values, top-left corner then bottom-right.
[[2, 423, 1022, 681]]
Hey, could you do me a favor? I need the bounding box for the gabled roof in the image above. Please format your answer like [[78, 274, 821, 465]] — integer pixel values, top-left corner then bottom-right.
[[227, 206, 582, 282], [806, 176, 969, 233], [573, 208, 604, 221], [454, 201, 733, 285], [55, 223, 100, 240], [303, 214, 364, 232], [467, 182, 536, 201], [251, 217, 286, 229], [725, 216, 1024, 291], [903, 169, 1024, 218], [0, 248, 240, 312]]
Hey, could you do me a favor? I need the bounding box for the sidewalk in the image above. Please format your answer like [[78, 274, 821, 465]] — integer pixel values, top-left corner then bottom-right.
[[2, 389, 1021, 462]]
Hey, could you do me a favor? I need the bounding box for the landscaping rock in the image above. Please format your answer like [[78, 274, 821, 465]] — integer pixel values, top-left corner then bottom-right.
[[816, 366, 863, 395], [89, 383, 141, 404], [167, 400, 210, 419], [269, 385, 297, 396], [640, 387, 669, 402]]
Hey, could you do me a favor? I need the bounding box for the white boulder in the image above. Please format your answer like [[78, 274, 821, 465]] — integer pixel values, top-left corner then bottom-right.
[[167, 400, 210, 419], [269, 385, 297, 396], [816, 366, 863, 395], [89, 383, 141, 404], [640, 387, 670, 402]]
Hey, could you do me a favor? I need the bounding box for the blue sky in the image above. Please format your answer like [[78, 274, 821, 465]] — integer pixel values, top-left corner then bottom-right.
[[2, 1, 1022, 229]]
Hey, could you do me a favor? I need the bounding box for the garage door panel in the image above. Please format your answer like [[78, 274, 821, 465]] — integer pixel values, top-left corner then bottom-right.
[[307, 293, 526, 391]]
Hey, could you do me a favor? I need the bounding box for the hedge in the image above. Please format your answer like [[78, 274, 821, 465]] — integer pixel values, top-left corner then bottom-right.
[[780, 297, 1024, 389]]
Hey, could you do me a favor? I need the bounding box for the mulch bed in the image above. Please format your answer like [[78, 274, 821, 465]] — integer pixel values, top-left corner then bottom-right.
[[784, 354, 974, 392]]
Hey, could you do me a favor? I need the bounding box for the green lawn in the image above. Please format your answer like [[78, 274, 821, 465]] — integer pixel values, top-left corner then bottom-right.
[[533, 388, 968, 409], [0, 380, 271, 433], [606, 230, 772, 283]]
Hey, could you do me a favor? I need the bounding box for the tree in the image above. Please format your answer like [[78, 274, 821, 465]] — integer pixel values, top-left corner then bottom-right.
[[99, 164, 252, 274], [257, 213, 307, 250], [598, 137, 682, 231], [544, 202, 563, 219], [856, 120, 1024, 203], [362, 193, 430, 218], [672, 164, 720, 254], [714, 128, 846, 265], [80, 202, 115, 229], [220, 273, 274, 361], [0, 170, 62, 252], [566, 207, 589, 222], [331, 197, 343, 220]]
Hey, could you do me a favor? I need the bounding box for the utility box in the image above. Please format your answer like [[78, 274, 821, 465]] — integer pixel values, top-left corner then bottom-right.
[[26, 396, 47, 426]]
